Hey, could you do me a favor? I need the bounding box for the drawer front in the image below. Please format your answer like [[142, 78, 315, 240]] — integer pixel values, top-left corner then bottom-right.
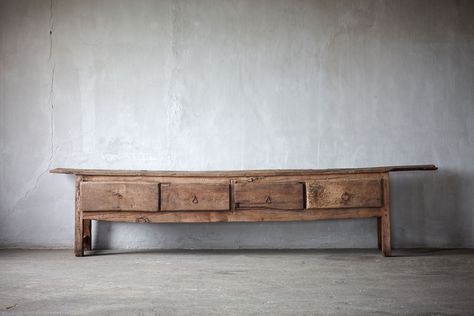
[[307, 179, 382, 209], [161, 183, 230, 211], [80, 182, 159, 212], [234, 182, 304, 210]]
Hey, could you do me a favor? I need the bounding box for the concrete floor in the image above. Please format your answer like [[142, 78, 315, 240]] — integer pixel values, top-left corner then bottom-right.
[[0, 249, 473, 315]]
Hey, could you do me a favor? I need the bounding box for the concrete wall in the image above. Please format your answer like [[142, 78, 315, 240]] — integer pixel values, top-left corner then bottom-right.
[[1, 0, 473, 249]]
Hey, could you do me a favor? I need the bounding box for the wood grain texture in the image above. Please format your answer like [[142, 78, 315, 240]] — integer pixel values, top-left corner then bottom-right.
[[74, 175, 83, 257], [83, 208, 383, 223], [381, 175, 392, 257], [83, 219, 91, 251], [80, 182, 159, 212], [52, 166, 436, 257], [78, 172, 385, 187], [50, 164, 437, 177], [161, 183, 230, 211], [234, 182, 304, 210], [306, 179, 382, 209]]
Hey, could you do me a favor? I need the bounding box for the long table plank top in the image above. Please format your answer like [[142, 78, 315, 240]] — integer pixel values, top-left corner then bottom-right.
[[50, 164, 437, 177]]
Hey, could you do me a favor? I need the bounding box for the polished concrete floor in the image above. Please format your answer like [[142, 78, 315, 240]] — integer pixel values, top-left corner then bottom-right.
[[0, 249, 473, 315]]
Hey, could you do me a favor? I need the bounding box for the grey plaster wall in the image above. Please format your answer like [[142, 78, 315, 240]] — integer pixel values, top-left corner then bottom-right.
[[1, 0, 473, 249]]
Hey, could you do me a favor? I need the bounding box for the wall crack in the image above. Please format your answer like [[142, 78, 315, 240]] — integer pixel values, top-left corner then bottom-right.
[[6, 0, 57, 215]]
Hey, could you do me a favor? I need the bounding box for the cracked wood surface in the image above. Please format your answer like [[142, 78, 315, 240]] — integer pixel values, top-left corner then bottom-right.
[[306, 179, 382, 209], [80, 182, 159, 212], [234, 182, 304, 210], [50, 164, 437, 177], [161, 183, 230, 211], [82, 208, 383, 223]]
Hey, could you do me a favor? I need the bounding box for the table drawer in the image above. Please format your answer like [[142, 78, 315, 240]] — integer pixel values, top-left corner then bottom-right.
[[80, 182, 159, 211], [161, 183, 230, 211], [306, 179, 382, 209], [234, 182, 304, 210]]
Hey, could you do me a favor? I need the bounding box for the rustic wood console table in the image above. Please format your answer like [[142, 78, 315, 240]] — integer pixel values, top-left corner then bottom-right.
[[50, 165, 437, 257]]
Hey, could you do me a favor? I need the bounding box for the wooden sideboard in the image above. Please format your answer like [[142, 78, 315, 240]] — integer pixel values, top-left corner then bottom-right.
[[50, 165, 437, 257]]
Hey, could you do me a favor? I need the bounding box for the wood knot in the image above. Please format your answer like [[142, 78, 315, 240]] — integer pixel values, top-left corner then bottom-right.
[[136, 217, 150, 223], [247, 177, 261, 182], [113, 192, 123, 199], [309, 184, 322, 196], [341, 192, 351, 202]]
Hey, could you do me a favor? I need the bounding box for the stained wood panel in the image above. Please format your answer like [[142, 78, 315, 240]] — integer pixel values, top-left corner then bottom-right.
[[80, 182, 159, 212], [234, 182, 304, 210], [306, 179, 382, 209], [161, 183, 230, 211]]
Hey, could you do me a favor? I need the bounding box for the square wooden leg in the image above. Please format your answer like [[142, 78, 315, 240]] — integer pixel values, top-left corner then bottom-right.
[[74, 219, 84, 257], [377, 217, 382, 250], [381, 213, 391, 257], [74, 175, 84, 257], [83, 219, 91, 251], [381, 175, 392, 257]]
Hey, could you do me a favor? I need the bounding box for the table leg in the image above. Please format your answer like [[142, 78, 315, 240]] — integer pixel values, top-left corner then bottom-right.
[[84, 219, 91, 251], [75, 176, 84, 257], [381, 174, 392, 257], [377, 217, 382, 250]]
